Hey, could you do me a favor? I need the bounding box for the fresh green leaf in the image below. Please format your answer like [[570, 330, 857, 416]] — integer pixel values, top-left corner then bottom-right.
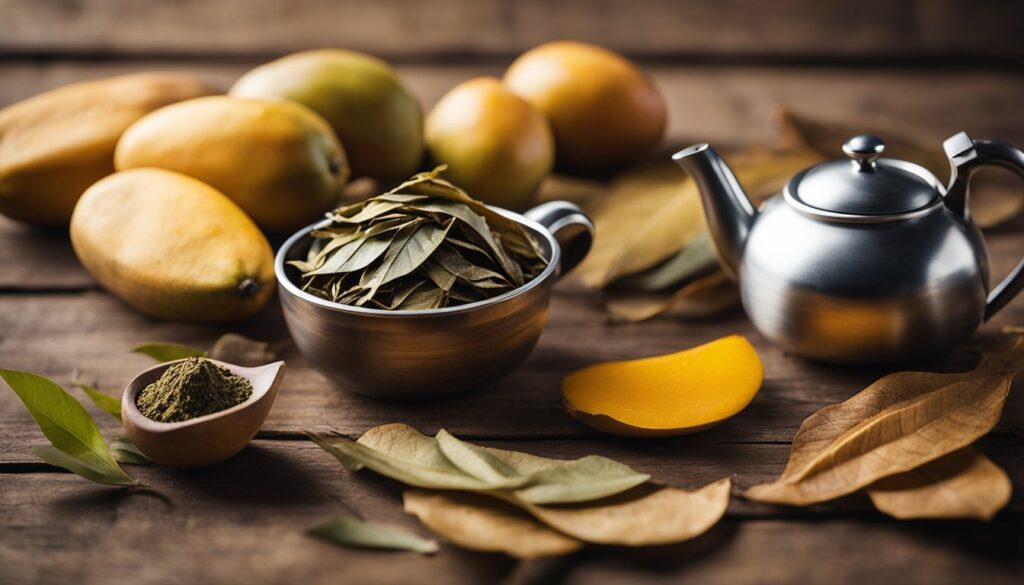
[[308, 516, 438, 554], [133, 342, 206, 362], [110, 437, 152, 465], [1, 369, 136, 486], [72, 380, 122, 421]]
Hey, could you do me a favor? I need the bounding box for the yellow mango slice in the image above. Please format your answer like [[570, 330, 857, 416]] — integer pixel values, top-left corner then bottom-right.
[[562, 335, 763, 437]]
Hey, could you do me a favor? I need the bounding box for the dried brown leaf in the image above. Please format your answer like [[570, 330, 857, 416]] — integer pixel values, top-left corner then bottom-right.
[[577, 149, 822, 289], [746, 338, 1024, 506], [605, 271, 738, 323], [866, 447, 1011, 520], [503, 478, 731, 546], [403, 490, 583, 558]]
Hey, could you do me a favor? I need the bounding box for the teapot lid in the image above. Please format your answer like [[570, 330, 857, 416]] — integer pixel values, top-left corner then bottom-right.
[[786, 135, 942, 219]]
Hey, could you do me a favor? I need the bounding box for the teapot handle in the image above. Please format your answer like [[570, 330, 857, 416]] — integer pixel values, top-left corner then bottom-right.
[[943, 132, 1024, 319]]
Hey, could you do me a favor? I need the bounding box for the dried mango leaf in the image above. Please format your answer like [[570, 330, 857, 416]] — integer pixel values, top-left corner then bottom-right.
[[605, 271, 738, 323], [347, 424, 649, 504], [503, 478, 731, 546], [132, 341, 205, 362], [208, 333, 285, 367], [866, 447, 1011, 520], [777, 109, 1024, 228], [577, 149, 823, 289], [403, 490, 582, 559], [746, 338, 1024, 506]]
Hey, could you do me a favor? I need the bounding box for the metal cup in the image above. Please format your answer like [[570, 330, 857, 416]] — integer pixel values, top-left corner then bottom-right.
[[275, 201, 594, 399]]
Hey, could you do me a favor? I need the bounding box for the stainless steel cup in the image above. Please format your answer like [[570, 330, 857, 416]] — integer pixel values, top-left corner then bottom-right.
[[275, 201, 594, 399]]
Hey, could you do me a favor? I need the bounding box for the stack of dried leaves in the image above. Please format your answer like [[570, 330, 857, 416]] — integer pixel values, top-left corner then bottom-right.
[[309, 424, 730, 558], [576, 110, 1024, 323], [747, 335, 1024, 520], [289, 167, 548, 310]]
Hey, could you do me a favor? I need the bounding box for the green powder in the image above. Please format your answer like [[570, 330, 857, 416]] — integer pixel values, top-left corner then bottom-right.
[[137, 357, 253, 423]]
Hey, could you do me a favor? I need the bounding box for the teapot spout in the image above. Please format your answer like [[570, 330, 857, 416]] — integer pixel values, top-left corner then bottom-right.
[[672, 144, 757, 279]]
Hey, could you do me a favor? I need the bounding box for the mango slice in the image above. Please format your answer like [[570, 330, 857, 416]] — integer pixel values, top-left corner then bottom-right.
[[562, 336, 763, 437]]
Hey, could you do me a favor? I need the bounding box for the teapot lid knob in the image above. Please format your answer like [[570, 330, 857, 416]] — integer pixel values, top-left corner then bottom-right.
[[842, 134, 886, 171]]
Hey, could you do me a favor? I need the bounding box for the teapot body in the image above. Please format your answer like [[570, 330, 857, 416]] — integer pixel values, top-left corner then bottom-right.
[[740, 196, 989, 363]]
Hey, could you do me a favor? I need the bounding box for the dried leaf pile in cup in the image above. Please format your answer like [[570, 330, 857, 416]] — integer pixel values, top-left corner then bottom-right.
[[289, 166, 548, 310]]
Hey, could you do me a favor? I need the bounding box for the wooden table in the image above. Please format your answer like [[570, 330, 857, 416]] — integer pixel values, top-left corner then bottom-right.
[[2, 2, 1024, 583]]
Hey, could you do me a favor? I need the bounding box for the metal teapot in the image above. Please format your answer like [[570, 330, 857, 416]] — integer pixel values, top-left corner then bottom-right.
[[673, 132, 1024, 363]]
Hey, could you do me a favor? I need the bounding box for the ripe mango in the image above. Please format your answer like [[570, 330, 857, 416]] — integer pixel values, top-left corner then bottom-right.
[[230, 49, 423, 180], [504, 41, 667, 172], [426, 77, 553, 210], [70, 169, 275, 323], [115, 96, 349, 232], [0, 72, 212, 227]]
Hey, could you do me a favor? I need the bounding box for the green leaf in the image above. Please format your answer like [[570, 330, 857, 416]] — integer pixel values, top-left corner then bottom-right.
[[133, 342, 206, 362], [308, 516, 438, 554], [308, 433, 491, 490], [1, 369, 136, 486], [110, 437, 152, 465], [436, 429, 522, 485], [72, 381, 122, 421], [321, 424, 648, 504], [512, 455, 651, 504]]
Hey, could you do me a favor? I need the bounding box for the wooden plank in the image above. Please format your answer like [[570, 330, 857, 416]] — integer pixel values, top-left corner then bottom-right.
[[4, 61, 1024, 152], [0, 216, 95, 290], [3, 437, 1023, 514], [1, 440, 1021, 584], [1, 0, 1023, 62], [0, 267, 1022, 461]]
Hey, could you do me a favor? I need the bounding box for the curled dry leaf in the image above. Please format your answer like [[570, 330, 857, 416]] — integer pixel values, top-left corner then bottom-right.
[[777, 109, 1024, 228], [502, 479, 731, 546], [403, 490, 583, 559], [604, 271, 738, 324], [867, 447, 1011, 521], [208, 333, 287, 366], [746, 337, 1024, 508]]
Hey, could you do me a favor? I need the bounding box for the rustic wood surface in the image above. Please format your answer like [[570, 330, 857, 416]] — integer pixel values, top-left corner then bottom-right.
[[3, 2, 1024, 581]]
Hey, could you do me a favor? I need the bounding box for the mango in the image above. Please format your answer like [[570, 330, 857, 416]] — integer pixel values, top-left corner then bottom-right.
[[425, 77, 553, 210], [229, 49, 423, 180], [504, 41, 667, 171], [115, 96, 348, 232], [70, 169, 275, 323], [562, 336, 763, 437], [0, 72, 212, 227]]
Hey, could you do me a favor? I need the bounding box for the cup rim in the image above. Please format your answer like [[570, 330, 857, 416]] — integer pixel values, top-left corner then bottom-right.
[[274, 206, 561, 318]]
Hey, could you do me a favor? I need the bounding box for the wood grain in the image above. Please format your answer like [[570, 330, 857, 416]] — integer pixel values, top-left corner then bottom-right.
[[4, 61, 1024, 152], [1, 439, 1021, 585], [1, 0, 1023, 63]]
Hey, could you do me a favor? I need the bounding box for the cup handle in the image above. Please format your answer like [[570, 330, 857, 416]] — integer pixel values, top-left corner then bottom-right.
[[943, 132, 1024, 320], [524, 201, 595, 279]]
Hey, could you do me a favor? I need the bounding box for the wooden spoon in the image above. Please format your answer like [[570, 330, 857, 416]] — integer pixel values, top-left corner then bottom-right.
[[121, 358, 286, 468]]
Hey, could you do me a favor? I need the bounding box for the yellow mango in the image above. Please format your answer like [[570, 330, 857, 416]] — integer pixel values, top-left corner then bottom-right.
[[115, 96, 349, 232], [70, 169, 275, 323], [0, 72, 212, 227], [230, 49, 423, 180], [562, 336, 763, 436], [426, 77, 553, 211], [504, 41, 666, 172]]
